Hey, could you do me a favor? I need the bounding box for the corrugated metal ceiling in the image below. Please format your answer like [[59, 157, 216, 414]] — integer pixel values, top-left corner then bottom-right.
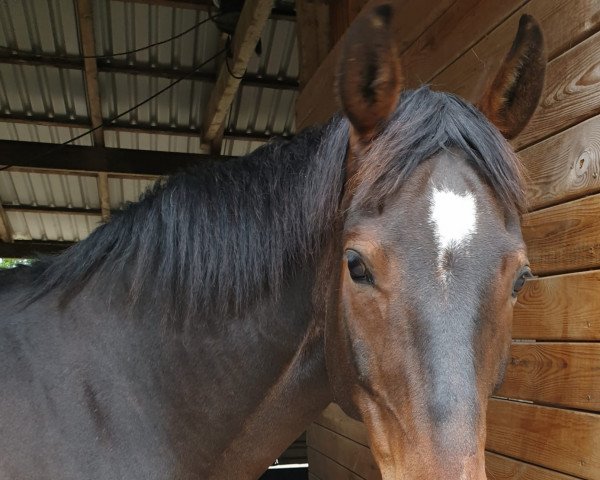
[[0, 0, 299, 244]]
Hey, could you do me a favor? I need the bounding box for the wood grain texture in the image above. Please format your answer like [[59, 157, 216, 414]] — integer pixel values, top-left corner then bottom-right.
[[486, 398, 600, 478], [402, 0, 526, 88], [75, 0, 103, 147], [521, 114, 600, 210], [75, 0, 111, 221], [514, 27, 600, 150], [308, 447, 367, 480], [485, 452, 580, 480], [315, 403, 370, 447], [295, 0, 456, 129], [329, 0, 370, 47], [296, 0, 331, 89], [201, 0, 272, 142], [521, 193, 600, 275], [307, 423, 381, 479], [496, 343, 600, 411], [0, 204, 13, 243], [433, 0, 600, 102], [513, 270, 600, 340]]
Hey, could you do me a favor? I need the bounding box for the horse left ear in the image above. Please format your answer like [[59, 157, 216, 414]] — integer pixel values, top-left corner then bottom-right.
[[337, 3, 404, 144], [477, 15, 547, 140]]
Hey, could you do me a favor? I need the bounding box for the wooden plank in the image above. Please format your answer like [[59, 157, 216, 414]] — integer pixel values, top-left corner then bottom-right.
[[0, 240, 74, 258], [307, 424, 381, 480], [201, 0, 272, 144], [308, 448, 366, 480], [0, 140, 229, 176], [295, 0, 457, 129], [75, 0, 103, 147], [513, 270, 600, 341], [3, 205, 106, 217], [496, 343, 600, 411], [485, 452, 580, 480], [315, 403, 370, 447], [433, 0, 600, 102], [75, 0, 111, 222], [486, 398, 600, 478], [97, 172, 111, 222], [0, 204, 13, 243], [402, 0, 527, 88], [521, 193, 600, 275], [514, 28, 600, 150], [521, 114, 600, 210], [329, 0, 369, 47], [296, 0, 331, 89]]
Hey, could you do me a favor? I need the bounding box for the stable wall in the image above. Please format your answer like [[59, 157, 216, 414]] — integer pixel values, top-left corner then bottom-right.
[[297, 0, 600, 478]]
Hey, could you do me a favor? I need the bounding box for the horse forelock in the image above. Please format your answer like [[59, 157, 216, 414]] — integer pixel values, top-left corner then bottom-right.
[[22, 116, 349, 325], [350, 86, 526, 215]]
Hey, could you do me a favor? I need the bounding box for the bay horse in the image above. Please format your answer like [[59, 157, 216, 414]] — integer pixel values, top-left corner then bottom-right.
[[0, 5, 545, 480]]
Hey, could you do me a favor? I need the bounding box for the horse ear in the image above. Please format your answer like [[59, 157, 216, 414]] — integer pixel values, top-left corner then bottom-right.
[[337, 3, 403, 144], [477, 15, 546, 140]]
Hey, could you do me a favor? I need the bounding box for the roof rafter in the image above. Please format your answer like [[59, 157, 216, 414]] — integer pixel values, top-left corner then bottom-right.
[[0, 140, 232, 176], [201, 0, 273, 148], [0, 53, 299, 91], [0, 204, 13, 244], [75, 0, 111, 222], [0, 114, 276, 143], [0, 240, 74, 258], [116, 0, 296, 21]]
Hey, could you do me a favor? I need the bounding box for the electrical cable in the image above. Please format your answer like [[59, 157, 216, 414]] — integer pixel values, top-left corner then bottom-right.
[[1, 46, 228, 169], [0, 12, 223, 61]]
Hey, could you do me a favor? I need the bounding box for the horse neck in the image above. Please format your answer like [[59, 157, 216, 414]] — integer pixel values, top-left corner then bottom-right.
[[154, 263, 333, 478]]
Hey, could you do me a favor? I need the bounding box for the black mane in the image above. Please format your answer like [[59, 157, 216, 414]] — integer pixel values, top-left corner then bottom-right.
[[21, 116, 349, 321], [353, 86, 525, 213], [9, 87, 524, 324]]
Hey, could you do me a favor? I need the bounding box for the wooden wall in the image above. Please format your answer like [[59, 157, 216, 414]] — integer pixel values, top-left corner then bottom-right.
[[297, 0, 600, 478]]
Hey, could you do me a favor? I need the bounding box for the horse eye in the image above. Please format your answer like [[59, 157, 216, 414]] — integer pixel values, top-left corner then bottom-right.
[[346, 250, 372, 284], [512, 266, 533, 297]]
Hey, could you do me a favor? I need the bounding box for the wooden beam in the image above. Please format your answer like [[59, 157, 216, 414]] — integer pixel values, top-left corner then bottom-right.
[[296, 0, 331, 90], [0, 114, 274, 143], [0, 53, 299, 91], [0, 140, 231, 176], [75, 0, 103, 146], [3, 204, 105, 216], [75, 0, 111, 222], [0, 240, 74, 258], [329, 0, 369, 47], [115, 0, 296, 21], [0, 204, 13, 243], [201, 0, 273, 145]]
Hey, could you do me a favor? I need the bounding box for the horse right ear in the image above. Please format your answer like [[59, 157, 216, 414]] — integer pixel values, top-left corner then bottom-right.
[[477, 15, 546, 139], [337, 4, 403, 145]]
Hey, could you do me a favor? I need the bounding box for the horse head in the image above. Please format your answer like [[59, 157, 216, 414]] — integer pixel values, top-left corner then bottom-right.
[[326, 5, 546, 479]]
